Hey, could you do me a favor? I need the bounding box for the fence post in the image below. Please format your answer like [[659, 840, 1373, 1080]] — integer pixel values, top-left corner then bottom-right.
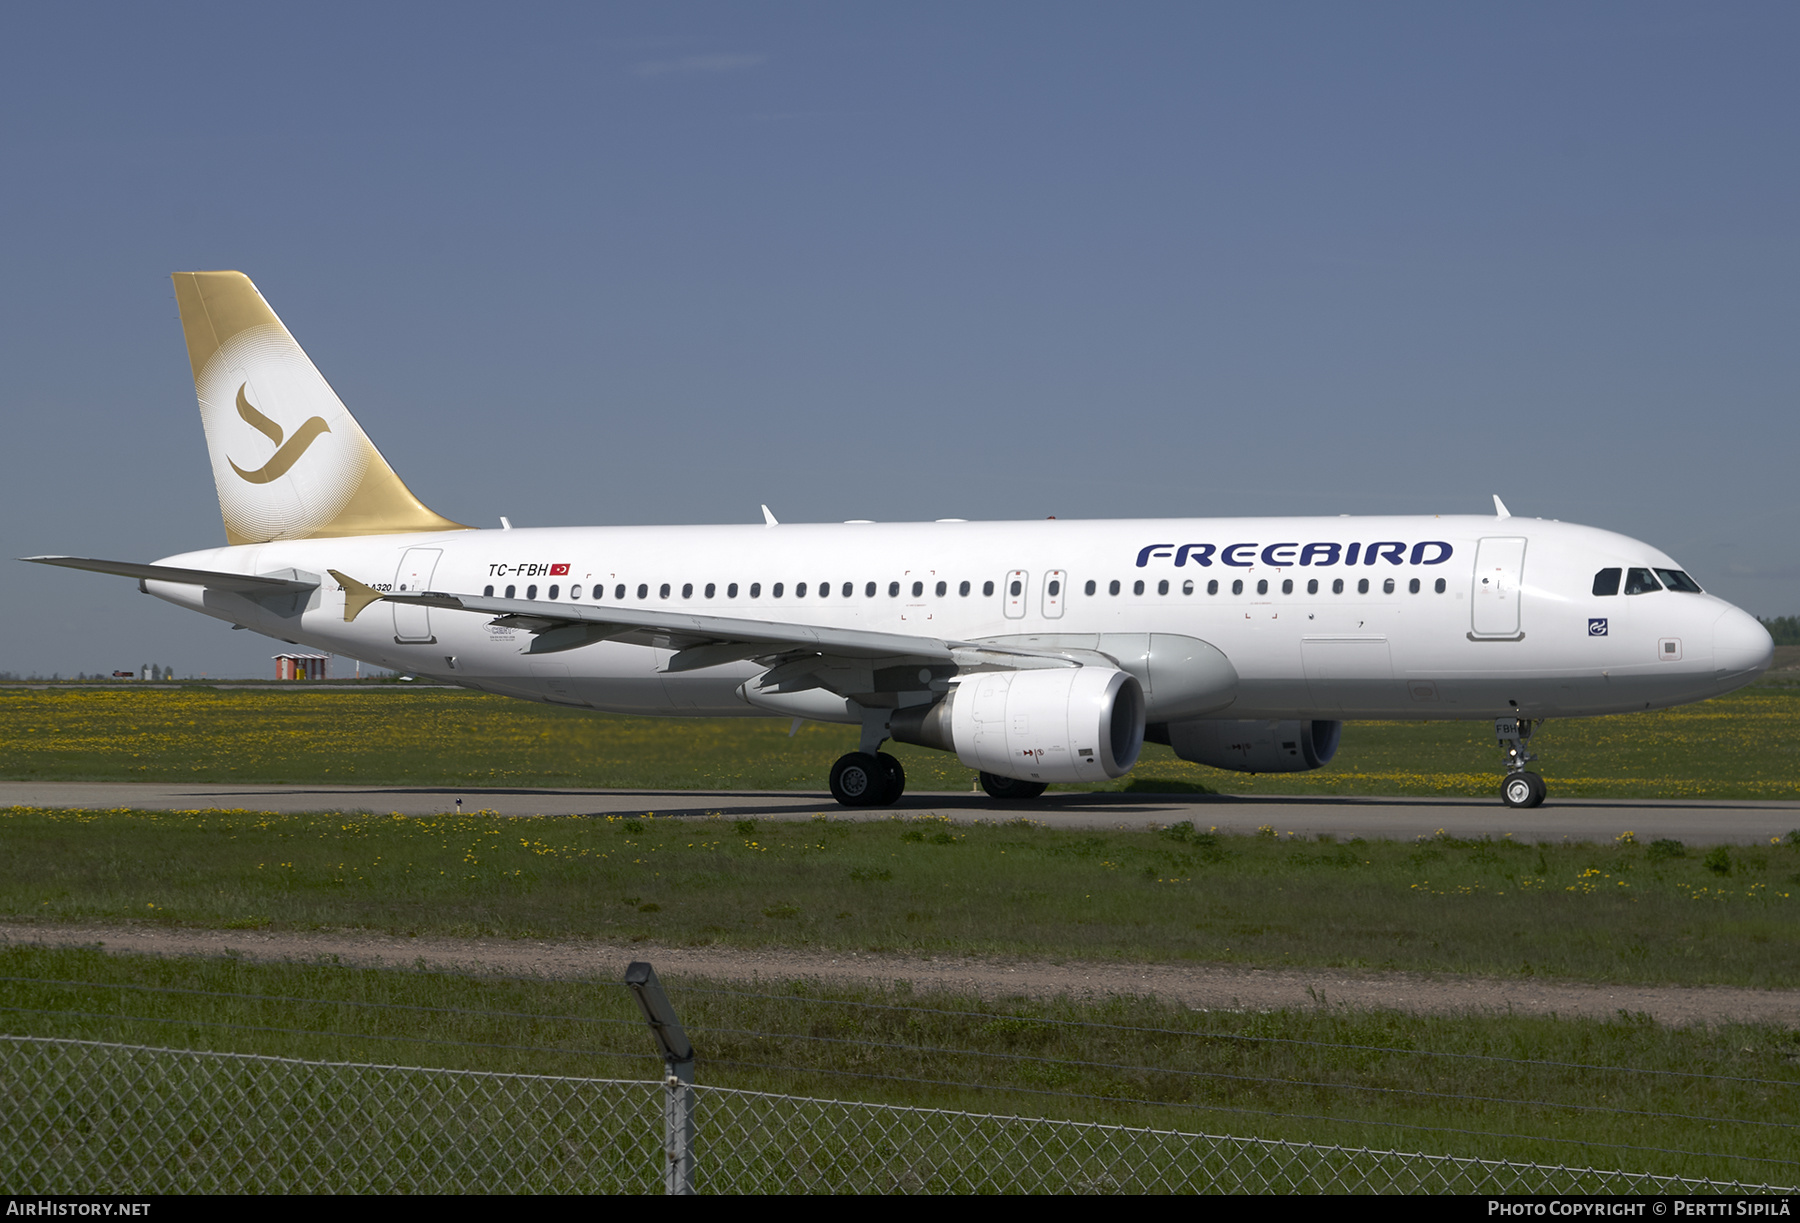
[[625, 961, 696, 1195]]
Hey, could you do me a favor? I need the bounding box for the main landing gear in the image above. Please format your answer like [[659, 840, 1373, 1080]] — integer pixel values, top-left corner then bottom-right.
[[1495, 716, 1547, 808], [979, 772, 1048, 800], [829, 751, 906, 807]]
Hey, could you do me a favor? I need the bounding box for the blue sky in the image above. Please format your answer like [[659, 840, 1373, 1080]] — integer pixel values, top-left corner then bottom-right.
[[3, 3, 1796, 675]]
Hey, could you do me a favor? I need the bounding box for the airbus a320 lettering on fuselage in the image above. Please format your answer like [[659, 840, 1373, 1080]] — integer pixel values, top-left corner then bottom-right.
[[25, 272, 1773, 809]]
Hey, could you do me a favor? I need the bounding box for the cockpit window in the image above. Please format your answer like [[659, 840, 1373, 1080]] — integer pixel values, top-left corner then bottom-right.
[[1592, 568, 1621, 597], [1655, 569, 1704, 593], [1623, 567, 1662, 595]]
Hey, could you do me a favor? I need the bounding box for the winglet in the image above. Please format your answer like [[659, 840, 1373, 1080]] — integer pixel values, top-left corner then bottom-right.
[[328, 569, 387, 623], [761, 504, 779, 527], [1492, 495, 1511, 520]]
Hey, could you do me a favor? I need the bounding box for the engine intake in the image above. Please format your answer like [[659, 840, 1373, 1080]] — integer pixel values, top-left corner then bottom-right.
[[891, 667, 1144, 783]]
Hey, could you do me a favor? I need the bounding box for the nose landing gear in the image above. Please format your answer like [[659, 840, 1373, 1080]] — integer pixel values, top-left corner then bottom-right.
[[1496, 717, 1546, 808]]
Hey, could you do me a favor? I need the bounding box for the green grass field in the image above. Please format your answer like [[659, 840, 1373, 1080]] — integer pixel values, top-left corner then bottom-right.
[[4, 807, 1795, 986], [4, 682, 1798, 1183], [2, 944, 1795, 1185], [4, 676, 1800, 799]]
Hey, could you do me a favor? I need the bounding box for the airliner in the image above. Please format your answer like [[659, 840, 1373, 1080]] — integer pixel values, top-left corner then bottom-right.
[[25, 272, 1775, 809]]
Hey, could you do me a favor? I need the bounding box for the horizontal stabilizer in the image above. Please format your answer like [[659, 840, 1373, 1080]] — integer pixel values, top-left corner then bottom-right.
[[22, 555, 319, 594]]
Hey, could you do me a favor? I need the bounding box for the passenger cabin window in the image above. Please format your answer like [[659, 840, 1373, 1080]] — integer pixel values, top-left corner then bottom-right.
[[935, 581, 947, 597], [1255, 579, 1268, 595], [705, 583, 715, 598], [1133, 579, 1145, 595], [1332, 578, 1344, 594], [1656, 569, 1704, 593], [1231, 579, 1243, 595], [1409, 578, 1420, 594], [1624, 568, 1661, 595], [959, 580, 971, 596], [1207, 579, 1219, 595], [866, 582, 877, 597], [483, 585, 494, 597], [615, 584, 626, 600], [889, 581, 900, 597], [1010, 579, 1023, 596], [1306, 579, 1317, 595], [1156, 579, 1168, 595], [548, 584, 559, 599], [796, 582, 808, 597], [1085, 580, 1097, 596], [843, 582, 854, 597], [1182, 579, 1194, 595], [1592, 568, 1622, 597], [1383, 578, 1395, 594], [1435, 578, 1446, 594], [659, 583, 671, 599], [527, 584, 538, 599], [750, 583, 761, 598], [911, 581, 924, 598], [983, 580, 995, 596], [681, 583, 693, 599], [728, 583, 738, 598], [1281, 579, 1293, 595], [1109, 580, 1121, 596], [1357, 578, 1369, 594], [772, 583, 784, 598]]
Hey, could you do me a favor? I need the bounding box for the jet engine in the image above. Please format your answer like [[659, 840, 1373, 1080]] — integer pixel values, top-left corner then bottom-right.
[[890, 667, 1144, 783], [1156, 718, 1342, 773]]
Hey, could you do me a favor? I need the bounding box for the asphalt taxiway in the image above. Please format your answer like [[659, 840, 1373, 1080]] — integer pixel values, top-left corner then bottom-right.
[[3, 782, 1794, 844]]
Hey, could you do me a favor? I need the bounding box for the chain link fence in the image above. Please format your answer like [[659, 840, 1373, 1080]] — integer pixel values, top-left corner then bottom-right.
[[3, 1035, 1792, 1195]]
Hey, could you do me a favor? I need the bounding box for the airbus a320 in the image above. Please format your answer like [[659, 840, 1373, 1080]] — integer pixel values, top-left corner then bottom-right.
[[25, 272, 1774, 808]]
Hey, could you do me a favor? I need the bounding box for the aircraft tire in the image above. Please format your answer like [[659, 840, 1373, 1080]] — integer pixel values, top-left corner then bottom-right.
[[875, 752, 906, 805], [1501, 772, 1546, 809], [979, 772, 1049, 801], [830, 752, 885, 807]]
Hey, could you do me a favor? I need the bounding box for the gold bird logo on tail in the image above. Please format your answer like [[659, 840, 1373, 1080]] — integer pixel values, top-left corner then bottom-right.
[[228, 383, 331, 484]]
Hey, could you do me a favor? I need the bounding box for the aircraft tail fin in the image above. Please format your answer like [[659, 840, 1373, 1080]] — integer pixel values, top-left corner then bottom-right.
[[171, 271, 468, 545]]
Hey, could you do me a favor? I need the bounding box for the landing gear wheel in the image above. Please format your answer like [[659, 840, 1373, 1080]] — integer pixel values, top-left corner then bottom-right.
[[979, 772, 1049, 801], [1501, 772, 1547, 809], [830, 752, 885, 807], [875, 752, 906, 805]]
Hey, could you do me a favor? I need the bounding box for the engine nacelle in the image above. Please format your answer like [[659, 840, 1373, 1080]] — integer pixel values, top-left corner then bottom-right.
[[1160, 718, 1341, 773], [891, 667, 1145, 783]]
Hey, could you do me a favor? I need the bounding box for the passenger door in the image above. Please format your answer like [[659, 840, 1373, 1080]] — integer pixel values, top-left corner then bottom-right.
[[1471, 537, 1527, 638], [392, 548, 442, 643]]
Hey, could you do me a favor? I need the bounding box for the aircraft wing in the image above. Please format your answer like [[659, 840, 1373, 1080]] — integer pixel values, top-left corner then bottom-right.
[[337, 571, 1084, 684], [22, 555, 320, 595]]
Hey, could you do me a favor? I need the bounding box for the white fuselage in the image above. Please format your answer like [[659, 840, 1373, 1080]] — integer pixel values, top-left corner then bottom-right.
[[145, 514, 1771, 724]]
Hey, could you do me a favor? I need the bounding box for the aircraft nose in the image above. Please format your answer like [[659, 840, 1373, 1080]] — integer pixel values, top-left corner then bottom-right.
[[1713, 606, 1774, 680]]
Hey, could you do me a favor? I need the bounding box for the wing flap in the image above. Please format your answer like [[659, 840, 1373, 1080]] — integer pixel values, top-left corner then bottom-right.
[[383, 588, 961, 663]]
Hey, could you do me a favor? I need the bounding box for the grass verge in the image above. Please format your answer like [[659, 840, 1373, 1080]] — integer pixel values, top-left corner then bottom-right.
[[1, 945, 1794, 1185], [4, 681, 1800, 799], [4, 807, 1797, 986]]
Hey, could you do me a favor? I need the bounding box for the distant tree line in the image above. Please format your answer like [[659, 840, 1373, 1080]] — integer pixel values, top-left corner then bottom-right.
[[1759, 617, 1800, 646]]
